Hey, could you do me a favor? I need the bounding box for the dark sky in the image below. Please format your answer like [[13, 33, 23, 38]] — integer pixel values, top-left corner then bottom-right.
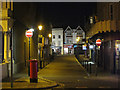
[[37, 2, 97, 29]]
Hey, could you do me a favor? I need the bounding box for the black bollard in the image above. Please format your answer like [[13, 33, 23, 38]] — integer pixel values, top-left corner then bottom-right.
[[40, 60, 42, 69], [83, 61, 84, 67], [84, 61, 86, 68], [95, 64, 97, 76], [87, 61, 88, 71], [90, 63, 91, 74]]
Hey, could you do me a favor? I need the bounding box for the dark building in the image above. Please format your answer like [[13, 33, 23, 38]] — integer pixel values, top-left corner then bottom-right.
[[13, 2, 52, 74], [86, 2, 120, 74], [12, 2, 38, 74]]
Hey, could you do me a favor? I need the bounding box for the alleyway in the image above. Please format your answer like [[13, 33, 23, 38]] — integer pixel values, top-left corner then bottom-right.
[[38, 55, 119, 88]]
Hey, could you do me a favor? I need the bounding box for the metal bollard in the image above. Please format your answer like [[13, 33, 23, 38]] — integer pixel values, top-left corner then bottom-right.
[[87, 61, 88, 71], [28, 62, 30, 76], [85, 61, 86, 68], [83, 61, 84, 67], [90, 63, 91, 74], [40, 60, 42, 69], [95, 64, 97, 76]]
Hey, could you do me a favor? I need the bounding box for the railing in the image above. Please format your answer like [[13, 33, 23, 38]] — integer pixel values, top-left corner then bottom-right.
[[75, 55, 98, 76], [39, 54, 54, 69], [80, 60, 93, 74]]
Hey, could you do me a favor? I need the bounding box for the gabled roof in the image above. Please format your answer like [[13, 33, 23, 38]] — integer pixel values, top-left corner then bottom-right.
[[76, 26, 83, 31], [65, 26, 72, 32]]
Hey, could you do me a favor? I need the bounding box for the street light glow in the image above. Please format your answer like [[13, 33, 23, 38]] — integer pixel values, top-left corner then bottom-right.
[[48, 34, 52, 38], [38, 25, 42, 30], [76, 37, 80, 42], [77, 37, 80, 39], [76, 39, 79, 42]]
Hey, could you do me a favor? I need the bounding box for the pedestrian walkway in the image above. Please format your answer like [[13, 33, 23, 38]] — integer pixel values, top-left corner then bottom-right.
[[76, 55, 119, 88], [1, 68, 58, 89]]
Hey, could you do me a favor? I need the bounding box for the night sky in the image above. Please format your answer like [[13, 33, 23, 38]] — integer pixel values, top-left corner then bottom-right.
[[37, 2, 97, 29]]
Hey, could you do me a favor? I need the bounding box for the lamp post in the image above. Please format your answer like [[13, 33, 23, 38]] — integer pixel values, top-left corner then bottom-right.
[[38, 25, 43, 69], [48, 33, 52, 38], [48, 33, 52, 62], [48, 33, 52, 53]]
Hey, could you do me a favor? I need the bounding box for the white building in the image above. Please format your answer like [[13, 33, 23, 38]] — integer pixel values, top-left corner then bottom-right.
[[51, 28, 63, 55], [64, 26, 85, 54]]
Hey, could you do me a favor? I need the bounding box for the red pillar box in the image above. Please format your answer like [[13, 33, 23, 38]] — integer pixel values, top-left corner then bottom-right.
[[29, 59, 38, 83]]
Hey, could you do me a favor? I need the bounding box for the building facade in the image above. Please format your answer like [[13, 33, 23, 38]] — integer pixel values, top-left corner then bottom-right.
[[0, 1, 14, 80], [64, 26, 85, 54], [86, 2, 120, 74], [51, 28, 63, 55]]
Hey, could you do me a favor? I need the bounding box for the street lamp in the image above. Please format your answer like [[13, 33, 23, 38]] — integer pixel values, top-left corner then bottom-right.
[[38, 25, 43, 69], [48, 33, 52, 38], [76, 37, 80, 43], [38, 25, 43, 30], [76, 38, 79, 42]]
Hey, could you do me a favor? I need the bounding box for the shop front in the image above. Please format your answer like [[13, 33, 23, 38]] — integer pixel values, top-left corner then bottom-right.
[[115, 40, 120, 74], [64, 44, 73, 54], [51, 46, 62, 55]]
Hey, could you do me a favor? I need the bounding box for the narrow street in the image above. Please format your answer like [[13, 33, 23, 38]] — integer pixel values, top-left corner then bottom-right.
[[1, 2, 120, 90], [38, 55, 118, 88], [38, 55, 88, 88]]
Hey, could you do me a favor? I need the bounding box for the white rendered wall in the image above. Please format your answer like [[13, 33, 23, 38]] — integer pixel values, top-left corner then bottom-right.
[[52, 28, 63, 54]]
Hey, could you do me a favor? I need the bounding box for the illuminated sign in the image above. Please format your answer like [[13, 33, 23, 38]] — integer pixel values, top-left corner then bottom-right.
[[89, 45, 94, 49], [74, 45, 77, 48], [82, 45, 87, 50]]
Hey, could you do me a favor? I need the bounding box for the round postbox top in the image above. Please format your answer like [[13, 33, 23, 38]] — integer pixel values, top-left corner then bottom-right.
[[29, 59, 38, 62]]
